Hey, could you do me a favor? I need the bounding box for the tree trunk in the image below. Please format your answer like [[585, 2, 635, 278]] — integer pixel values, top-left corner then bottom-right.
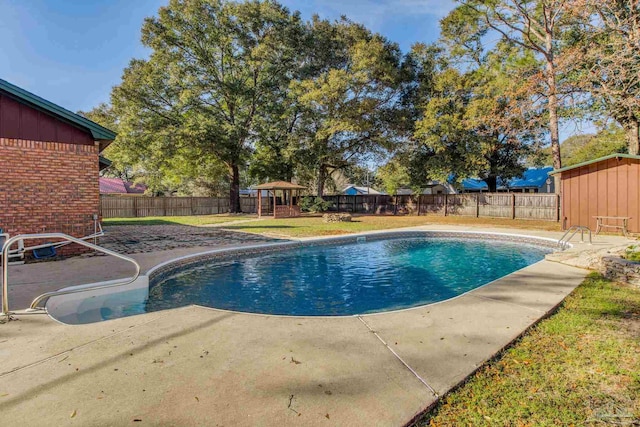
[[229, 163, 241, 213], [484, 176, 498, 193], [545, 32, 562, 194], [625, 116, 640, 155], [316, 165, 327, 197]]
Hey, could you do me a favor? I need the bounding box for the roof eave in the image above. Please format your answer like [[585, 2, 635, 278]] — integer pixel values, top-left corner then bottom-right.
[[0, 78, 117, 142], [550, 153, 640, 175]]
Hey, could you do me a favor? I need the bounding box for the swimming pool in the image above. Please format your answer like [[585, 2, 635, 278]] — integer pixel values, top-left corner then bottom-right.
[[46, 232, 553, 324]]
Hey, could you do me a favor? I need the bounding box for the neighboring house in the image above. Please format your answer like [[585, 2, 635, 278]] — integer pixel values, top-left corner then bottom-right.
[[0, 78, 116, 243], [99, 177, 147, 195], [462, 167, 555, 193], [396, 182, 456, 195], [240, 189, 270, 197], [341, 185, 386, 195]]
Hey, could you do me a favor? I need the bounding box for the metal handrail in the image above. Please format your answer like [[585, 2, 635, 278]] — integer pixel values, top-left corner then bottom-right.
[[558, 225, 592, 250], [1, 233, 140, 320]]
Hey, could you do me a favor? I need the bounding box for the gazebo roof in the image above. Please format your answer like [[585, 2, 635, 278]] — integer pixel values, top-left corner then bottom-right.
[[254, 181, 307, 190]]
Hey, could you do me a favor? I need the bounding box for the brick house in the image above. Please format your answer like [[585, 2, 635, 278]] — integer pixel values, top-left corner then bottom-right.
[[0, 78, 116, 244]]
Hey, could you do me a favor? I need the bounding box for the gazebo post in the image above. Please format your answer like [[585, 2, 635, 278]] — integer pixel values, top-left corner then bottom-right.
[[257, 189, 262, 218], [288, 189, 293, 216], [273, 190, 277, 218]]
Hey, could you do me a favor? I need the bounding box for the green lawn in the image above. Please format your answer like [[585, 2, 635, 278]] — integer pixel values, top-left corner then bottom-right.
[[103, 214, 256, 226], [103, 213, 562, 235], [222, 214, 561, 238], [415, 273, 640, 426]]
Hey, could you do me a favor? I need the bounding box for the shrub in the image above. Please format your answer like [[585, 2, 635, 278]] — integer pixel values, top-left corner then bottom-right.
[[299, 196, 331, 213]]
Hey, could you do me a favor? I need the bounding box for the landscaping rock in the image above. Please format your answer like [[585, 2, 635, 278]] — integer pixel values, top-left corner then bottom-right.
[[322, 213, 352, 223], [602, 256, 640, 288]]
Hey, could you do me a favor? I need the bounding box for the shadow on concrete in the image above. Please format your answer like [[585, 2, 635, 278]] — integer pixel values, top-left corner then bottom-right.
[[0, 312, 235, 410]]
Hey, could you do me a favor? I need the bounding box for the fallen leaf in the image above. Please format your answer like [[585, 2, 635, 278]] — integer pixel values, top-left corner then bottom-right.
[[133, 419, 142, 422], [325, 413, 330, 419], [70, 409, 77, 418], [290, 357, 301, 365], [195, 396, 199, 402]]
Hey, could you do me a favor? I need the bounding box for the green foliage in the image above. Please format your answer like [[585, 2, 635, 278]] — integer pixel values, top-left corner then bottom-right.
[[377, 157, 411, 195], [113, 0, 305, 211], [79, 103, 136, 181], [565, 126, 627, 166], [298, 196, 331, 213], [290, 18, 407, 195], [410, 44, 532, 191]]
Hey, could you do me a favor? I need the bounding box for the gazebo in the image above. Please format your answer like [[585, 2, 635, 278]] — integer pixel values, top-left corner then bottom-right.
[[254, 181, 307, 218]]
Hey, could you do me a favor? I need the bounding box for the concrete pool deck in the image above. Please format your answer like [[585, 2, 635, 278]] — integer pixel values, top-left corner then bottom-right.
[[0, 225, 633, 426]]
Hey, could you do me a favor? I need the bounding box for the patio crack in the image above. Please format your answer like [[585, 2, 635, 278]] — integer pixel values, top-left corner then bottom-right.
[[356, 315, 438, 398]]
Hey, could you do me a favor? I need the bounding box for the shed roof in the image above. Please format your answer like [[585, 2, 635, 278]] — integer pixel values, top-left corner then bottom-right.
[[253, 181, 307, 190], [0, 78, 117, 142], [549, 153, 640, 175]]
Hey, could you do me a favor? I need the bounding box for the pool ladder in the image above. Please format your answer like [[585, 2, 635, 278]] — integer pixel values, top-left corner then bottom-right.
[[1, 232, 141, 323], [557, 225, 592, 250]]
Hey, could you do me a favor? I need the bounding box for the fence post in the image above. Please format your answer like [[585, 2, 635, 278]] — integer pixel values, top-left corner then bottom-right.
[[556, 194, 560, 222], [511, 193, 516, 219], [217, 197, 221, 214], [353, 195, 356, 213], [417, 195, 421, 216], [134, 196, 139, 218], [476, 194, 480, 218], [444, 194, 448, 216]]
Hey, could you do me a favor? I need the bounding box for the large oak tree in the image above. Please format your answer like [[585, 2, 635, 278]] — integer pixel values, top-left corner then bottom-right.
[[113, 0, 304, 211]]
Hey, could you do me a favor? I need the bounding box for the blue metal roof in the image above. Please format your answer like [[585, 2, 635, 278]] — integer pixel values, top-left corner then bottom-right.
[[462, 167, 553, 191]]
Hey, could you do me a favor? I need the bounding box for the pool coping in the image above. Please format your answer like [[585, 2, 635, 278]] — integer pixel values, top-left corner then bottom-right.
[[2, 226, 598, 427]]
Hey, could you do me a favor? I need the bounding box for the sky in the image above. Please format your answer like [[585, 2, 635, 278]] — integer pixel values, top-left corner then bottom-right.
[[0, 0, 454, 113], [0, 0, 592, 140]]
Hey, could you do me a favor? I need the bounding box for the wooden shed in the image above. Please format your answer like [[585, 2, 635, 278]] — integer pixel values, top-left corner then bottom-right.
[[551, 153, 640, 233]]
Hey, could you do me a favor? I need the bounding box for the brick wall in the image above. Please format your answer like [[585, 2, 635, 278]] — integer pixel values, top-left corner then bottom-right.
[[0, 138, 99, 254]]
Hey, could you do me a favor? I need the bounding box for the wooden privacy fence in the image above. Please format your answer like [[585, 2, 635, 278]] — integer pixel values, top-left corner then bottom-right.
[[100, 195, 262, 218], [100, 193, 560, 221], [322, 193, 560, 221]]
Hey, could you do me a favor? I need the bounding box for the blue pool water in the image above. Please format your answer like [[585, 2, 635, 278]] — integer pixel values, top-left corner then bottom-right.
[[135, 237, 548, 317]]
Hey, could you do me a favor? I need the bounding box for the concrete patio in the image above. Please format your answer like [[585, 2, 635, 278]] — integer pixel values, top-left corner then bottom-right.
[[0, 225, 631, 426]]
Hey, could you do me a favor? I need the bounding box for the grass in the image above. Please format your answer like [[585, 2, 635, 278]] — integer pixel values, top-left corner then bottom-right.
[[414, 273, 640, 427], [222, 214, 561, 238], [103, 214, 256, 226], [626, 246, 640, 262]]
